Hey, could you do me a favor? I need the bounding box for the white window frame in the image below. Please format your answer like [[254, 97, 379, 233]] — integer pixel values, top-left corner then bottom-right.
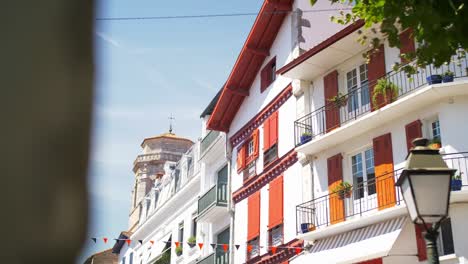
[[345, 63, 370, 114]]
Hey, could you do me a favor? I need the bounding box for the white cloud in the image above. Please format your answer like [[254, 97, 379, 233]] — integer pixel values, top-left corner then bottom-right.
[[96, 31, 121, 48]]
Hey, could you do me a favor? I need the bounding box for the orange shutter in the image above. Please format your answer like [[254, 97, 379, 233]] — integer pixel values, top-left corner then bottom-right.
[[368, 45, 386, 110], [399, 29, 415, 64], [247, 192, 261, 241], [236, 145, 246, 173], [268, 175, 283, 229], [263, 117, 271, 151], [324, 70, 340, 132], [415, 224, 429, 261], [252, 129, 259, 159], [327, 154, 344, 224], [405, 120, 422, 153], [373, 133, 396, 210], [269, 111, 278, 148]]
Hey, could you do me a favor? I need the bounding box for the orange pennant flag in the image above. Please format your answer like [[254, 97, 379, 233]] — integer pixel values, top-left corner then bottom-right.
[[103, 238, 108, 243], [295, 247, 302, 254], [198, 243, 204, 250], [126, 239, 131, 246], [150, 240, 154, 245], [175, 242, 180, 248], [271, 246, 277, 254], [247, 245, 253, 252], [222, 244, 228, 252]]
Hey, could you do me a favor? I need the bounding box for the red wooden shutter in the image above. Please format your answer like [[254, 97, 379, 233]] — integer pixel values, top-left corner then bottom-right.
[[263, 117, 271, 151], [268, 175, 283, 229], [327, 153, 344, 224], [405, 120, 422, 153], [247, 192, 261, 241], [399, 29, 415, 63], [368, 45, 386, 110], [373, 133, 396, 210], [415, 224, 428, 261], [237, 145, 246, 173], [324, 70, 340, 132], [252, 129, 259, 159], [269, 111, 278, 147]]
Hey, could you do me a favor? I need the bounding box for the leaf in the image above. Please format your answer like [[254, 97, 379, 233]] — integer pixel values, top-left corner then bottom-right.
[[309, 0, 317, 6]]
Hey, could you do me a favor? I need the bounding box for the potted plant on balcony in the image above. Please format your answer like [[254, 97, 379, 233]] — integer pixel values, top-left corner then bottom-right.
[[442, 70, 455, 83], [428, 137, 441, 150], [175, 245, 183, 256], [332, 181, 352, 200], [372, 78, 399, 108], [187, 236, 196, 248], [300, 132, 312, 145], [327, 92, 348, 108], [300, 223, 316, 233], [426, 74, 442, 84], [451, 172, 463, 191]]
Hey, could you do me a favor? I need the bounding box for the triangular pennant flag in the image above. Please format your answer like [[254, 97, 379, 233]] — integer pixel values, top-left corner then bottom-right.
[[91, 238, 97, 243], [175, 242, 180, 248], [210, 243, 216, 250], [295, 247, 302, 254], [138, 240, 143, 245], [222, 244, 228, 252], [126, 239, 131, 246], [150, 240, 155, 245], [103, 237, 108, 243], [198, 243, 204, 250], [271, 246, 277, 254], [235, 245, 240, 250], [247, 245, 253, 252]]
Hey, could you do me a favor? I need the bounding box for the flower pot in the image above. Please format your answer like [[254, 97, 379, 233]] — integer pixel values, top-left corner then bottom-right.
[[429, 143, 441, 150], [300, 135, 312, 145], [442, 75, 454, 83], [338, 190, 351, 200], [300, 223, 310, 234], [451, 179, 462, 191], [308, 224, 316, 232], [427, 75, 442, 84], [188, 243, 196, 248]]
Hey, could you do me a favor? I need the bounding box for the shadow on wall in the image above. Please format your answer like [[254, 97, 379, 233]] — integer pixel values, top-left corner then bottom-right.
[[0, 1, 94, 263]]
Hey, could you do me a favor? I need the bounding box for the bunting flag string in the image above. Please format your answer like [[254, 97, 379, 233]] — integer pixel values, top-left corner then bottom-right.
[[89, 237, 306, 255]]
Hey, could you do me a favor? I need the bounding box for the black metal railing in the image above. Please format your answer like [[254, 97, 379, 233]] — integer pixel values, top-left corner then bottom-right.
[[197, 181, 228, 216], [296, 152, 468, 234], [196, 251, 229, 264], [201, 130, 220, 155], [294, 57, 468, 147]]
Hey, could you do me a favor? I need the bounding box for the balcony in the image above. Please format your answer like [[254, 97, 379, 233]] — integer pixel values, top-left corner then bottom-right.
[[196, 252, 229, 264], [296, 152, 468, 235], [201, 130, 220, 156], [197, 182, 228, 222], [294, 57, 468, 150]]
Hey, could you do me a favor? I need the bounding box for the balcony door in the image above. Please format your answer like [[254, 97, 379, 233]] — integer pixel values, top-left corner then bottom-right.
[[346, 64, 370, 120], [217, 165, 228, 205], [216, 227, 230, 264], [351, 148, 377, 215]]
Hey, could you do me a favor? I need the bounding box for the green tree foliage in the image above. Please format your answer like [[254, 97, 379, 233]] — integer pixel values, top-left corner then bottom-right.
[[311, 0, 467, 73]]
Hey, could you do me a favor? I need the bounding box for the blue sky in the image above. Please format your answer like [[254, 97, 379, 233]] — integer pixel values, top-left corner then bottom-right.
[[79, 0, 263, 262]]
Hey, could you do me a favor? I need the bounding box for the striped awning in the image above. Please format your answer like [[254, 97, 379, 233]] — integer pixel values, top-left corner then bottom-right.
[[292, 216, 408, 264]]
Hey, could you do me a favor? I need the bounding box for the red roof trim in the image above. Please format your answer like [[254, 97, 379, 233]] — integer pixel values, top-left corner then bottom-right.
[[207, 0, 293, 132], [230, 83, 292, 147], [233, 149, 297, 204], [246, 239, 303, 264], [276, 20, 365, 76]]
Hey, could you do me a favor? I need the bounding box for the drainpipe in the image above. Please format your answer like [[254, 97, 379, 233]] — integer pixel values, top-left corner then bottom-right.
[[225, 132, 235, 264]]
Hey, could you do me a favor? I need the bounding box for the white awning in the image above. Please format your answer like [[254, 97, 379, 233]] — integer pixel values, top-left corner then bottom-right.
[[292, 217, 407, 264], [147, 233, 172, 263]]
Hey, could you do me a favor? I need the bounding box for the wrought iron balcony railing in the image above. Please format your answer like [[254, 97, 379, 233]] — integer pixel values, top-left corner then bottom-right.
[[296, 152, 468, 234], [196, 251, 229, 264], [197, 181, 228, 216], [294, 57, 468, 147]]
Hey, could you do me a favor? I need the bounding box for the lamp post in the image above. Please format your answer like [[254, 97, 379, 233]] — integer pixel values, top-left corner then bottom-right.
[[396, 138, 456, 264]]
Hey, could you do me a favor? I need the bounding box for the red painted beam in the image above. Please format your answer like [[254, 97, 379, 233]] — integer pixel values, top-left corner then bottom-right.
[[246, 45, 270, 57], [226, 85, 250, 97]]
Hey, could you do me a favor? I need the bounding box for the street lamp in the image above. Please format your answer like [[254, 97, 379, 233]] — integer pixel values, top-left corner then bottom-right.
[[396, 138, 456, 264]]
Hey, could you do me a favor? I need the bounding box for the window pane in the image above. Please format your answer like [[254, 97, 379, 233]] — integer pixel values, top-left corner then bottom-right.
[[432, 120, 441, 139], [352, 153, 364, 199], [365, 149, 376, 195]]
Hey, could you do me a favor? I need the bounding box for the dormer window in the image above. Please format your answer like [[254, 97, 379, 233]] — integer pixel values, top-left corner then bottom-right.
[[261, 57, 276, 92]]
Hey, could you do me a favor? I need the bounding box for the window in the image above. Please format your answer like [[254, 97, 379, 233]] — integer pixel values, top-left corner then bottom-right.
[[263, 112, 278, 166], [239, 129, 259, 180], [432, 119, 441, 140], [269, 225, 283, 247], [247, 237, 260, 260], [122, 256, 126, 264], [437, 218, 455, 256], [261, 57, 276, 92], [351, 148, 375, 200], [243, 160, 256, 182], [191, 213, 197, 238], [248, 139, 254, 157], [347, 64, 369, 112], [178, 222, 184, 248], [129, 252, 133, 264]]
